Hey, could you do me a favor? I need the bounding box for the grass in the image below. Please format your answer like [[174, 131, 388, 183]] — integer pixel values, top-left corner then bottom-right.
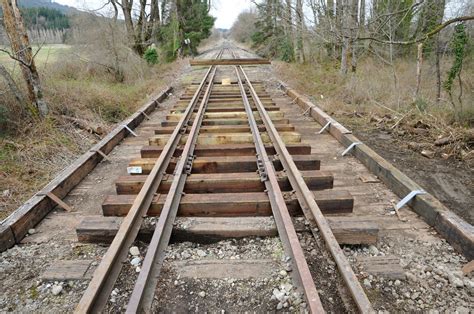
[[0, 44, 71, 71], [272, 57, 473, 163], [0, 45, 184, 221]]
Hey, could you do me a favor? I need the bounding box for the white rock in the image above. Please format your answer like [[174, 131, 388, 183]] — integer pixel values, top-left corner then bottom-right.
[[281, 283, 292, 293], [273, 288, 285, 302], [363, 279, 372, 289], [448, 274, 464, 288], [198, 291, 206, 298], [368, 245, 379, 255], [394, 280, 401, 286], [196, 249, 207, 257], [51, 285, 62, 296], [135, 266, 141, 273], [129, 246, 140, 256], [130, 257, 141, 266], [28, 229, 36, 235], [406, 272, 418, 282], [279, 270, 288, 277], [276, 302, 283, 310]]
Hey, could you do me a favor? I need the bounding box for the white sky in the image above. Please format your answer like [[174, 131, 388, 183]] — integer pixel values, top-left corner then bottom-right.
[[52, 0, 255, 29]]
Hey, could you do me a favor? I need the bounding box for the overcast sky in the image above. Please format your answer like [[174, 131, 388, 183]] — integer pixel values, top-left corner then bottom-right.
[[52, 0, 255, 29]]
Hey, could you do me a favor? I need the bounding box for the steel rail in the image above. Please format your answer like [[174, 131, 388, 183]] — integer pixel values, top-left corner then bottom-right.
[[234, 67, 324, 313], [237, 65, 373, 313], [75, 49, 223, 314], [125, 60, 219, 312]]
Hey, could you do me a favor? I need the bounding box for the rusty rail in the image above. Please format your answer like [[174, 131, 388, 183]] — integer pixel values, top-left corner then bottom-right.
[[234, 66, 324, 312], [75, 49, 223, 314], [126, 60, 219, 313], [236, 63, 373, 312]]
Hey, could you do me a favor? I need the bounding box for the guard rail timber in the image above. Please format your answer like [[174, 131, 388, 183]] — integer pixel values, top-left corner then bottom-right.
[[0, 86, 173, 252], [279, 81, 474, 260]]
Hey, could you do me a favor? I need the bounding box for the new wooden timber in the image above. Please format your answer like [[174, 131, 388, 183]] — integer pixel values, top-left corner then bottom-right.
[[115, 171, 333, 194], [165, 110, 284, 121], [128, 155, 321, 174], [102, 190, 353, 216], [154, 124, 294, 134], [76, 216, 378, 245], [280, 81, 474, 260], [171, 105, 280, 113], [140, 143, 312, 158], [148, 131, 301, 146], [190, 58, 271, 66], [0, 87, 173, 253]]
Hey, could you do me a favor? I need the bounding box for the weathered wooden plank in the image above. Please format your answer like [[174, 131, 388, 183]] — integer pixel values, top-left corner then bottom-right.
[[154, 124, 294, 135], [325, 217, 378, 245], [162, 118, 290, 127], [0, 225, 15, 252], [174, 102, 276, 109], [280, 81, 474, 260], [357, 256, 406, 280], [115, 170, 333, 194], [128, 155, 320, 174], [190, 58, 271, 66], [149, 131, 301, 146], [0, 87, 173, 252], [77, 216, 375, 245], [141, 143, 312, 158], [171, 106, 279, 113], [102, 190, 353, 216], [166, 111, 283, 121], [41, 260, 94, 281]]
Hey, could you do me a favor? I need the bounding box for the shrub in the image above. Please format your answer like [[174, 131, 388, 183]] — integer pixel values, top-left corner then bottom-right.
[[143, 47, 159, 65]]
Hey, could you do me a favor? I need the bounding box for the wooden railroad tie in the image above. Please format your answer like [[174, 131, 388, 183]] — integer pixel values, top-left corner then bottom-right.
[[101, 190, 354, 217], [76, 216, 378, 246], [189, 58, 271, 66]]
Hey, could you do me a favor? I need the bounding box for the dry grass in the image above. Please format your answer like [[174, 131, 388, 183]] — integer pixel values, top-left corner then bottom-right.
[[0, 51, 185, 221], [273, 57, 474, 164]]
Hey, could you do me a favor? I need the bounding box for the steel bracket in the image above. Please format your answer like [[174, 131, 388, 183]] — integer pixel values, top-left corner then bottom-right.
[[124, 125, 138, 137], [341, 142, 362, 156], [318, 121, 331, 134], [140, 111, 151, 120], [395, 190, 426, 210]]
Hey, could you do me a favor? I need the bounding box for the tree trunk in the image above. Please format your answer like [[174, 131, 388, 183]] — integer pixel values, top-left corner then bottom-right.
[[415, 43, 423, 97], [340, 0, 349, 74], [1, 0, 48, 117], [295, 0, 305, 63], [0, 64, 25, 104], [435, 33, 441, 102], [350, 0, 359, 72]]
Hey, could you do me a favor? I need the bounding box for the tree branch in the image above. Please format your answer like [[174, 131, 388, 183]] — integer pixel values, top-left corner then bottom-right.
[[358, 16, 474, 45]]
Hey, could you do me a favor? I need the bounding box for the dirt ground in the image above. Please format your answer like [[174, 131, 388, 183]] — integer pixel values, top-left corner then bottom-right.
[[352, 128, 474, 225]]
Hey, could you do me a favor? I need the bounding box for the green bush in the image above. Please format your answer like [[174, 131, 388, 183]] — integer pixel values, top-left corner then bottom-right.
[[143, 47, 159, 65]]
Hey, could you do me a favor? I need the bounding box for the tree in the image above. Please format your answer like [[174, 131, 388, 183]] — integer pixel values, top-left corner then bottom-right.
[[0, 0, 48, 117], [295, 0, 304, 63]]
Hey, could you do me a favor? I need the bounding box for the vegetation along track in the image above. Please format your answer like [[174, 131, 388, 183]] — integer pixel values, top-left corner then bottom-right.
[[1, 44, 472, 313]]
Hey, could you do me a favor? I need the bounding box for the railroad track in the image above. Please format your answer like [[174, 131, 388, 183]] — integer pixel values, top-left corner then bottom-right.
[[2, 43, 472, 313], [71, 46, 374, 313]]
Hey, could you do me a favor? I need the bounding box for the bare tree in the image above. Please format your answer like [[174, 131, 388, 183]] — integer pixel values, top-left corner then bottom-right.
[[1, 0, 48, 117], [110, 0, 163, 55], [295, 0, 305, 63]]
